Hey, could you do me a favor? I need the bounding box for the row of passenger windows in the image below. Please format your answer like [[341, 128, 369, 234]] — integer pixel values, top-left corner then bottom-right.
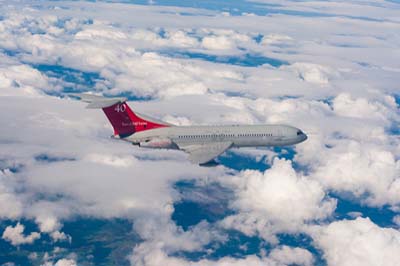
[[177, 133, 273, 139]]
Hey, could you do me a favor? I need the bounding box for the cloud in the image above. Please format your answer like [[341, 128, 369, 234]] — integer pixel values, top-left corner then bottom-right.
[[220, 158, 336, 242], [0, 62, 48, 96], [2, 223, 40, 246], [312, 140, 400, 207], [0, 170, 23, 219], [283, 62, 339, 85], [261, 33, 293, 46], [35, 214, 62, 233], [131, 29, 199, 49], [311, 217, 400, 266], [135, 220, 224, 255], [332, 93, 398, 122], [269, 245, 313, 266], [54, 259, 77, 266], [50, 231, 72, 243], [75, 25, 127, 40], [131, 244, 314, 266], [201, 35, 234, 50]]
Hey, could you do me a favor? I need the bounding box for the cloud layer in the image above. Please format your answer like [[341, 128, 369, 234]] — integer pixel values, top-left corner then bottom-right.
[[0, 0, 399, 265]]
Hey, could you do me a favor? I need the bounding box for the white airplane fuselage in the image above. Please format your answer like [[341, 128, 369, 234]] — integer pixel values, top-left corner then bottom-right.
[[126, 124, 307, 149]]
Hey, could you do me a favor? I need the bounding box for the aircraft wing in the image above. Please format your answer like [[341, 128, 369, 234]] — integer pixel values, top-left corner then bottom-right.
[[177, 141, 232, 164]]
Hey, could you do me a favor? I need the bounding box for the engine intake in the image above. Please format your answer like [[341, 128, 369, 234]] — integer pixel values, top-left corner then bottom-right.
[[139, 138, 176, 149]]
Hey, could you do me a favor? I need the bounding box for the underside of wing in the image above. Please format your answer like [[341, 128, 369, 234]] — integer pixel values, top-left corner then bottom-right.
[[177, 141, 232, 164]]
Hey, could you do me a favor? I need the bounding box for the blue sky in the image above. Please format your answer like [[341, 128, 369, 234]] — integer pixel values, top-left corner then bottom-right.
[[0, 1, 399, 266]]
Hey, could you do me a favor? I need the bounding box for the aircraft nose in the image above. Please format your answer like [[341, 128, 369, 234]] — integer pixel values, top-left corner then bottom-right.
[[302, 133, 308, 142], [296, 129, 307, 142]]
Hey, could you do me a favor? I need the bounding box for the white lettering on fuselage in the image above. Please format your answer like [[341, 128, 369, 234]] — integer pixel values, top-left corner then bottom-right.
[[122, 122, 147, 126]]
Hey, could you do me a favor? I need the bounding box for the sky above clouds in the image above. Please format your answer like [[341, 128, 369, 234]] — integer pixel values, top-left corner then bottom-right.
[[0, 0, 399, 265]]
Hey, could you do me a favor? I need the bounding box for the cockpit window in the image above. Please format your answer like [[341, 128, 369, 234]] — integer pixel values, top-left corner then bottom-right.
[[297, 130, 303, 136]]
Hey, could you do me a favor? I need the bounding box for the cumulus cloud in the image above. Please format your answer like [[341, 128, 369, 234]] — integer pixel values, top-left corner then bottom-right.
[[138, 219, 225, 254], [54, 258, 77, 266], [131, 244, 313, 266], [50, 231, 72, 243], [165, 30, 199, 48], [312, 141, 400, 207], [0, 62, 48, 96], [0, 170, 23, 219], [269, 245, 313, 266], [201, 35, 234, 50], [311, 217, 400, 266], [261, 34, 293, 46], [220, 158, 336, 241], [2, 223, 40, 246], [35, 215, 62, 233], [131, 29, 199, 48], [284, 62, 339, 85], [75, 26, 127, 40], [0, 13, 255, 99], [332, 93, 398, 122]]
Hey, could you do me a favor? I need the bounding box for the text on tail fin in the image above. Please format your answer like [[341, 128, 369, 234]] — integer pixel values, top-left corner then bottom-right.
[[103, 102, 169, 137]]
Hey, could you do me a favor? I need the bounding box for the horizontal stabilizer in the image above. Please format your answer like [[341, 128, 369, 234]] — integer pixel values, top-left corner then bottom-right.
[[86, 99, 126, 109], [70, 93, 127, 109]]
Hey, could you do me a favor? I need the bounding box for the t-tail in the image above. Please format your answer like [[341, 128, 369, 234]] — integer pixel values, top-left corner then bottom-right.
[[71, 94, 170, 138]]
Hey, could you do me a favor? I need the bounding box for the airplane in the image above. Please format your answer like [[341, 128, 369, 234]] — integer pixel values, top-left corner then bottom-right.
[[72, 94, 307, 165]]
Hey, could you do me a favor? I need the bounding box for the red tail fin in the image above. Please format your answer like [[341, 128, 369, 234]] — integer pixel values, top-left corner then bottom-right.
[[72, 94, 170, 138], [102, 102, 169, 138]]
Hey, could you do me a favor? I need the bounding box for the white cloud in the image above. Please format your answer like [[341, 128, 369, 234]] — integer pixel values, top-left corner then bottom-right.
[[261, 34, 293, 46], [161, 115, 193, 126], [220, 158, 336, 241], [2, 223, 40, 246], [311, 217, 400, 266], [131, 244, 314, 266], [165, 30, 199, 48], [312, 141, 400, 206], [201, 35, 234, 50], [84, 153, 138, 167], [269, 245, 313, 266], [283, 62, 338, 85], [35, 215, 62, 233], [54, 258, 77, 266], [0, 170, 23, 219], [50, 231, 71, 243], [333, 93, 397, 121], [75, 26, 127, 40], [199, 29, 252, 52], [0, 63, 48, 96], [22, 200, 75, 243]]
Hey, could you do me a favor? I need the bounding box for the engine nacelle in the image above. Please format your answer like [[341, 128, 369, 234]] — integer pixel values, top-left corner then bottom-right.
[[139, 138, 176, 149]]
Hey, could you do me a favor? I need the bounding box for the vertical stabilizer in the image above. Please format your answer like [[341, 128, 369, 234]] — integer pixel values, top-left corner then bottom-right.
[[102, 102, 136, 138], [71, 94, 170, 138]]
